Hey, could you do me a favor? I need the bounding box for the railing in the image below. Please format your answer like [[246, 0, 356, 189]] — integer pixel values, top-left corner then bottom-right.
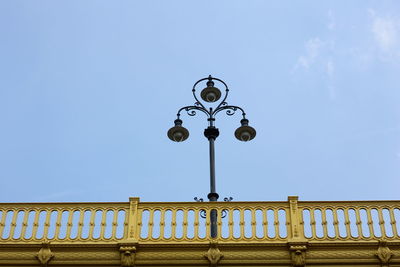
[[0, 197, 399, 243], [137, 201, 290, 242], [299, 200, 400, 241], [0, 202, 129, 242]]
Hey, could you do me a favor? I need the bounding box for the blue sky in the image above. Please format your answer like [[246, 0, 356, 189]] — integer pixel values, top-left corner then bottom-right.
[[0, 1, 399, 203]]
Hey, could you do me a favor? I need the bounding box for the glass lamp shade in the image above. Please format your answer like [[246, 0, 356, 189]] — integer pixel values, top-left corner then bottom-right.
[[200, 86, 221, 103], [167, 122, 189, 142], [235, 119, 256, 142]]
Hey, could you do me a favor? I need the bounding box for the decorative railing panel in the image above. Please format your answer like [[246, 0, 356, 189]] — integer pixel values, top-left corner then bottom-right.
[[298, 201, 400, 241], [1, 198, 399, 243], [137, 202, 289, 242], [0, 202, 128, 242]]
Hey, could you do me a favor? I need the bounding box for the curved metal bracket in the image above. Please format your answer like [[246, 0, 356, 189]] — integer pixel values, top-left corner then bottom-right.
[[175, 76, 249, 127], [177, 105, 210, 120], [213, 105, 246, 119], [191, 75, 230, 115]]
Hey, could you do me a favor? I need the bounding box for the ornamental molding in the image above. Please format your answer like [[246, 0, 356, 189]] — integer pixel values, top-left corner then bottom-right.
[[36, 241, 54, 267], [204, 240, 223, 267], [376, 240, 393, 267], [119, 243, 138, 267], [289, 242, 308, 267]]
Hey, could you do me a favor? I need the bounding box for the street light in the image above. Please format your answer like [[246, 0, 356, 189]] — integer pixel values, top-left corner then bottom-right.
[[167, 75, 256, 238]]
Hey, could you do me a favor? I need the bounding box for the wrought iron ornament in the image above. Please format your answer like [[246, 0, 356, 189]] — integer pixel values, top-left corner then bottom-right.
[[168, 75, 256, 238]]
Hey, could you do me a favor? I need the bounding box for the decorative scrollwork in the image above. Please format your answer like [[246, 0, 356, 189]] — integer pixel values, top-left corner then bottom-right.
[[226, 108, 237, 116], [191, 76, 229, 109], [213, 105, 246, 119], [194, 197, 203, 202], [177, 105, 210, 120], [224, 197, 233, 202], [196, 208, 229, 218], [221, 209, 229, 218], [200, 209, 207, 219], [174, 77, 249, 131], [186, 108, 196, 116]]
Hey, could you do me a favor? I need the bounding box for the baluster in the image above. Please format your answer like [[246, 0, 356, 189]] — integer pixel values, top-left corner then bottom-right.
[[123, 208, 130, 240], [320, 208, 328, 239], [0, 209, 6, 238], [205, 209, 210, 238], [194, 209, 199, 240], [136, 208, 143, 240], [355, 208, 363, 238], [182, 209, 188, 239], [99, 210, 107, 239], [366, 208, 375, 238], [389, 208, 398, 237], [77, 210, 85, 239], [216, 208, 222, 239], [31, 210, 40, 240], [42, 210, 51, 239], [171, 209, 177, 239], [148, 209, 155, 239], [8, 209, 18, 240], [274, 209, 280, 239], [343, 208, 351, 238], [228, 209, 234, 239], [240, 209, 245, 239], [309, 208, 316, 239], [20, 210, 29, 239], [88, 209, 96, 239], [251, 209, 256, 239], [332, 208, 340, 238], [378, 208, 387, 237], [65, 210, 74, 239], [54, 209, 63, 239], [159, 209, 166, 240], [263, 209, 268, 238], [111, 209, 119, 239]]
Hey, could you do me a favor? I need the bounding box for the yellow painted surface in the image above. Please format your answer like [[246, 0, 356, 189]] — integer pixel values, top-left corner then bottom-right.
[[0, 197, 399, 266]]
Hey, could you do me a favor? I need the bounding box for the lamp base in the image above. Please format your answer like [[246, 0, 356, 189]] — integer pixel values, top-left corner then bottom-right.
[[207, 192, 219, 202], [204, 127, 219, 140]]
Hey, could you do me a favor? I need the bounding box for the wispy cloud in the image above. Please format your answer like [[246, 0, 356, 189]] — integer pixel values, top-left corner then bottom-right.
[[327, 10, 336, 31], [294, 8, 400, 99], [369, 9, 400, 59], [326, 60, 335, 99], [326, 60, 334, 77], [296, 38, 325, 69], [294, 34, 336, 99]]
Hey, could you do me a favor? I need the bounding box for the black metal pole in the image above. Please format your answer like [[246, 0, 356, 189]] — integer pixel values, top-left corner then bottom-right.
[[209, 138, 216, 196], [209, 137, 218, 238], [204, 126, 219, 238]]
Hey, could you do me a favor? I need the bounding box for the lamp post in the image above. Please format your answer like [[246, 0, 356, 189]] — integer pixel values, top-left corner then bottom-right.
[[167, 75, 256, 238]]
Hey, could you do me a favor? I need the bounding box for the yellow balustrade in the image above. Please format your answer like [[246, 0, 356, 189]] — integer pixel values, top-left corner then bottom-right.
[[0, 202, 129, 242], [298, 200, 400, 241], [137, 201, 290, 243], [0, 197, 399, 243]]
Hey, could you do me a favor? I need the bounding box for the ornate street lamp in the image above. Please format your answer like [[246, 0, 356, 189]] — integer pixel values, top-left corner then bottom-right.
[[167, 75, 256, 238]]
